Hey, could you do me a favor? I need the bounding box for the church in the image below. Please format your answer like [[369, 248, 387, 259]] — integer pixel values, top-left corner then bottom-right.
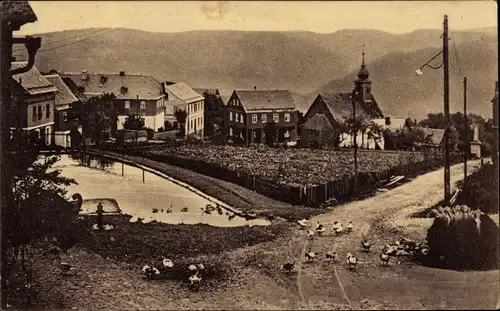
[[300, 50, 385, 149]]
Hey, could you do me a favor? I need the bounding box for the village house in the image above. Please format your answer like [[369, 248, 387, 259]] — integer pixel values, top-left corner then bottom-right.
[[224, 88, 298, 145], [44, 74, 82, 148], [371, 116, 410, 150], [302, 52, 384, 149], [164, 82, 205, 139], [60, 70, 166, 132], [193, 88, 225, 139], [11, 62, 57, 147]]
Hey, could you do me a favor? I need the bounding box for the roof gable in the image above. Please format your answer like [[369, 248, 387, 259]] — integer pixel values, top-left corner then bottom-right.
[[60, 72, 163, 100], [302, 113, 333, 131], [12, 62, 57, 95], [44, 74, 79, 106], [234, 90, 295, 111], [166, 82, 204, 103], [317, 92, 383, 122], [413, 127, 445, 147]]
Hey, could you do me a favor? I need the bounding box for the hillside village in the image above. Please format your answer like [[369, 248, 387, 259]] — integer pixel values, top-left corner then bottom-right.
[[2, 1, 499, 310]]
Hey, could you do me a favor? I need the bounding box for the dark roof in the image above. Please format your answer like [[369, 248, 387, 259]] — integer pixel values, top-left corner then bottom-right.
[[2, 1, 37, 25], [413, 127, 445, 147], [234, 90, 295, 111], [318, 92, 383, 122], [166, 82, 204, 103], [60, 72, 164, 100], [44, 74, 79, 106], [302, 114, 333, 131], [12, 62, 57, 95], [193, 88, 219, 96]]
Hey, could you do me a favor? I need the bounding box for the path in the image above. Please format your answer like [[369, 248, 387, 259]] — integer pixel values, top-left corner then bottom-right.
[[295, 160, 498, 310]]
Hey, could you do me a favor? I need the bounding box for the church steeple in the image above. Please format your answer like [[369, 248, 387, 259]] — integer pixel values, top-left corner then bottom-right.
[[354, 44, 372, 102], [357, 46, 370, 80]]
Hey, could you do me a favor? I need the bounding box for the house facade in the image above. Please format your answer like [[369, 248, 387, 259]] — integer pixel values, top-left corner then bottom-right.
[[44, 74, 82, 148], [60, 71, 165, 132], [302, 51, 384, 149], [224, 89, 298, 145], [11, 62, 57, 147], [164, 82, 205, 139], [194, 88, 225, 139]]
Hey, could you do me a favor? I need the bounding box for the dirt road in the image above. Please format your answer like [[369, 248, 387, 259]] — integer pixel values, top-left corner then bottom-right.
[[294, 160, 499, 310]]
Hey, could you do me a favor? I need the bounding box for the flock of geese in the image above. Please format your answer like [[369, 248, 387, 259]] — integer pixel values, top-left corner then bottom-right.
[[127, 204, 246, 224], [142, 258, 205, 291], [280, 219, 430, 273]]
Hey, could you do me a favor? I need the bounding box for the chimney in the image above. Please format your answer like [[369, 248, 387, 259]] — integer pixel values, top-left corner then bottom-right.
[[385, 117, 391, 125], [254, 86, 257, 90], [119, 71, 125, 76], [81, 70, 89, 81]]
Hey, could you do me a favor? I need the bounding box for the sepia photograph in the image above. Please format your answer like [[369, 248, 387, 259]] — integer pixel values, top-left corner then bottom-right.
[[0, 0, 498, 309]]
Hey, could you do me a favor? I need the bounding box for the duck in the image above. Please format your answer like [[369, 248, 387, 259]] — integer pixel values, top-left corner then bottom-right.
[[152, 208, 159, 213], [346, 253, 358, 270], [307, 230, 315, 239], [216, 205, 224, 215], [197, 263, 205, 271], [129, 215, 139, 223], [92, 223, 99, 231], [334, 223, 344, 236], [346, 221, 354, 234], [103, 224, 114, 231], [380, 253, 390, 266], [181, 207, 188, 212], [314, 221, 323, 231], [297, 219, 308, 228], [166, 206, 173, 214], [361, 239, 371, 252], [280, 262, 295, 273], [163, 258, 174, 268], [57, 261, 74, 276], [189, 271, 202, 291], [305, 250, 317, 262], [188, 264, 198, 272], [325, 251, 338, 262], [228, 213, 236, 221], [142, 265, 160, 280]]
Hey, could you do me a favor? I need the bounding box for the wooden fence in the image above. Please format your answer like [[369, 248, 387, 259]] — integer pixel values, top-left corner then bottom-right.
[[114, 146, 466, 208]]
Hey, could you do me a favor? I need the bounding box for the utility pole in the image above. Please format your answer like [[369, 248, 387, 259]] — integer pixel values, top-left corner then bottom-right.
[[443, 15, 451, 205], [352, 89, 358, 192], [492, 81, 499, 200], [463, 77, 467, 186]]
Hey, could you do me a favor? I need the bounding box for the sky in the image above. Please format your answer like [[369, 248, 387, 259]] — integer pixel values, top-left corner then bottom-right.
[[18, 1, 498, 35]]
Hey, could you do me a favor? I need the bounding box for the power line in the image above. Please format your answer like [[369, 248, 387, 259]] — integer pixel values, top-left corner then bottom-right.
[[14, 28, 116, 54], [12, 28, 109, 53]]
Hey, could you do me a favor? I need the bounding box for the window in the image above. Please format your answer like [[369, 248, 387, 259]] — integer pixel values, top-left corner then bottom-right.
[[229, 127, 233, 136], [32, 106, 36, 122], [273, 113, 279, 123], [125, 101, 130, 109], [240, 114, 244, 123], [261, 113, 267, 123], [229, 111, 233, 121], [140, 101, 146, 110], [252, 114, 258, 124], [37, 106, 42, 121], [235, 112, 239, 122], [284, 130, 290, 138], [173, 106, 178, 113], [46, 104, 50, 119], [63, 112, 68, 123], [284, 113, 291, 122]]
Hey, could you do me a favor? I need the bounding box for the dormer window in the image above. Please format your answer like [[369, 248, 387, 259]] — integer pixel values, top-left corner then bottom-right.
[[120, 86, 128, 95]]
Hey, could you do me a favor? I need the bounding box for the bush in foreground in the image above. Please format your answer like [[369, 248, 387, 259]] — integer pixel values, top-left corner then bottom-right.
[[425, 205, 499, 271], [455, 164, 498, 214]]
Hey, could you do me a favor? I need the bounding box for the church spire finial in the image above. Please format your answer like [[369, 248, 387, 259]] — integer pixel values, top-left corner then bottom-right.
[[357, 44, 369, 80], [362, 44, 365, 66]]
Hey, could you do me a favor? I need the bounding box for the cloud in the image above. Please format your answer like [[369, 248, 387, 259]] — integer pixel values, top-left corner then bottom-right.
[[199, 1, 230, 20]]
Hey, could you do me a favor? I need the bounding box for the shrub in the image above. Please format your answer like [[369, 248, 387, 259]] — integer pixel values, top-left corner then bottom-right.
[[455, 164, 498, 214], [425, 205, 499, 271]]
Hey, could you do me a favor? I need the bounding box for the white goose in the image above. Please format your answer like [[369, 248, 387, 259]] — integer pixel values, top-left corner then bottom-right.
[[163, 258, 174, 268]]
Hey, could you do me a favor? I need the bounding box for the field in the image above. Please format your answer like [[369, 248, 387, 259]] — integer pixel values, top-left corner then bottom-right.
[[141, 144, 425, 187]]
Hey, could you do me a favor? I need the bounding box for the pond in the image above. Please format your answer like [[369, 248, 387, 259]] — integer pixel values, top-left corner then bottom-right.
[[51, 155, 270, 228]]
